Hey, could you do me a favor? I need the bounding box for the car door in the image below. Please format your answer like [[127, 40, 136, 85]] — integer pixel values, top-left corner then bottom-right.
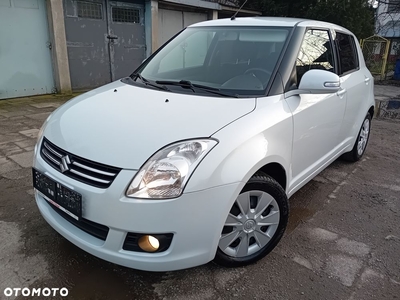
[[334, 31, 371, 145], [286, 28, 347, 193]]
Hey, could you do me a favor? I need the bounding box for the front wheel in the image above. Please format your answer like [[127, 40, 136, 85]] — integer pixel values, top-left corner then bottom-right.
[[342, 112, 371, 162], [214, 173, 289, 267]]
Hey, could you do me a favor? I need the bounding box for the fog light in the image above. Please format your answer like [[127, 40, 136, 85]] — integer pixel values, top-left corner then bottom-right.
[[138, 235, 160, 252]]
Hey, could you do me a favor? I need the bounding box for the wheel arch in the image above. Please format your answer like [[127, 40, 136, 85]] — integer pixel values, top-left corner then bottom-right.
[[256, 162, 287, 191], [368, 105, 375, 119]]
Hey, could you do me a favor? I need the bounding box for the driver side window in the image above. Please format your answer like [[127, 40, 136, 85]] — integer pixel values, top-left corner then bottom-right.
[[296, 29, 335, 84]]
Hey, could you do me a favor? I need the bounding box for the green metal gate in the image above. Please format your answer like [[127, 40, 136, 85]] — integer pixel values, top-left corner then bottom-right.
[[0, 0, 55, 99]]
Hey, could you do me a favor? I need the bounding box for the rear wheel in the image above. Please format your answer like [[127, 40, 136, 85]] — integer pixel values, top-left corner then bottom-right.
[[342, 113, 371, 162], [214, 173, 289, 267]]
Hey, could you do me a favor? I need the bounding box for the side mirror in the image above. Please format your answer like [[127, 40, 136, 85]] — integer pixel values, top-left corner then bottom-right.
[[299, 69, 340, 93], [286, 69, 340, 97]]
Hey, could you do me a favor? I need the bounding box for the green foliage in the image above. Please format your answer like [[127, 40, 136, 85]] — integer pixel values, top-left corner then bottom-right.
[[243, 0, 375, 38]]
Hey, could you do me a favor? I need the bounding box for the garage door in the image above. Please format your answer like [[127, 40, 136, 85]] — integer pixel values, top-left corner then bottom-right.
[[0, 0, 54, 99], [64, 0, 145, 90], [158, 9, 207, 47]]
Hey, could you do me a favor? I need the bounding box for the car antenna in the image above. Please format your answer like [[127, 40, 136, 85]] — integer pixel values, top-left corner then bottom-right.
[[231, 0, 248, 20]]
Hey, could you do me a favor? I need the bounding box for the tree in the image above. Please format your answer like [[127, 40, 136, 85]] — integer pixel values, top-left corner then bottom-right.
[[243, 0, 375, 38]]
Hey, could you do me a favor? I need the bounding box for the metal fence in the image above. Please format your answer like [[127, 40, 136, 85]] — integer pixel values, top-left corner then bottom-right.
[[360, 35, 390, 80]]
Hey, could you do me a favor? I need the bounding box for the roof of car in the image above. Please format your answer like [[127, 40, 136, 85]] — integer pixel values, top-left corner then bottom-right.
[[190, 17, 353, 35]]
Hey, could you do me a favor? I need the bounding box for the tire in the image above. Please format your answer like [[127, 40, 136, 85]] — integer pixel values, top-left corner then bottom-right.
[[342, 112, 371, 162], [214, 173, 289, 267]]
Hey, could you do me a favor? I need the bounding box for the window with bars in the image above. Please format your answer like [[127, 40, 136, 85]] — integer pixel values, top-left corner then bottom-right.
[[112, 7, 140, 23], [77, 1, 103, 20], [388, 0, 400, 13]]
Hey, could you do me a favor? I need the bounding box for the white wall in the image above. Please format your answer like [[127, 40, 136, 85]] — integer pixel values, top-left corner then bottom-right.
[[376, 1, 400, 37]]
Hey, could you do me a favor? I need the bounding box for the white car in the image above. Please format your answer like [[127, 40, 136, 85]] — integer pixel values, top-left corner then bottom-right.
[[33, 17, 374, 271]]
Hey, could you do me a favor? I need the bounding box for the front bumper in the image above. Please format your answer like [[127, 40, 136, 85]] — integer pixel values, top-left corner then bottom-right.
[[33, 148, 242, 271]]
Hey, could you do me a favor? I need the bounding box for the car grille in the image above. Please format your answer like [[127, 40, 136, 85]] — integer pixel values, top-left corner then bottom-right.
[[47, 201, 109, 241], [40, 137, 121, 188]]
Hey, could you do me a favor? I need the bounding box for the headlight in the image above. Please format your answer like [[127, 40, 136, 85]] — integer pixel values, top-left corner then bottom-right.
[[126, 139, 218, 199]]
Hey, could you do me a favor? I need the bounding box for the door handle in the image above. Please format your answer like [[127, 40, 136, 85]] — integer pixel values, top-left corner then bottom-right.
[[364, 77, 371, 84], [107, 35, 118, 40], [336, 89, 346, 97]]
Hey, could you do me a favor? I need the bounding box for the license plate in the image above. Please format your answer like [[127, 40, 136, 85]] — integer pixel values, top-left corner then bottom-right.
[[32, 168, 82, 220]]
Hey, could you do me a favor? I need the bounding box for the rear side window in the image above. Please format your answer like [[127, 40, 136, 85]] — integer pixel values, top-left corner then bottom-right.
[[335, 32, 359, 75]]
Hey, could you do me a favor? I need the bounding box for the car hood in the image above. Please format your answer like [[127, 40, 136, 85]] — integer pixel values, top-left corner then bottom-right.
[[42, 80, 255, 169]]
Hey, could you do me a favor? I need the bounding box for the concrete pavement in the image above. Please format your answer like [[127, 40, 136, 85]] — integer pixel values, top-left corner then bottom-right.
[[374, 84, 400, 118]]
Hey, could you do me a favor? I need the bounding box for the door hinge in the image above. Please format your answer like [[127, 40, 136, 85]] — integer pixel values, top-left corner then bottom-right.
[[107, 35, 118, 40], [47, 42, 52, 50]]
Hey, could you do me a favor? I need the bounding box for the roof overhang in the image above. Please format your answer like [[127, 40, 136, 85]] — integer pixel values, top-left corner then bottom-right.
[[160, 0, 220, 10], [220, 4, 261, 16], [159, 0, 261, 15]]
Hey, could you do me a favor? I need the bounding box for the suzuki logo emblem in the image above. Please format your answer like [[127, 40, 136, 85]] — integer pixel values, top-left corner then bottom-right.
[[60, 155, 71, 173]]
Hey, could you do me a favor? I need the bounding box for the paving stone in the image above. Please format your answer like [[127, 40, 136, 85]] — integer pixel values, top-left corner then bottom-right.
[[24, 146, 35, 152], [326, 255, 363, 287], [322, 170, 348, 184], [23, 117, 45, 124], [336, 238, 370, 257], [0, 160, 21, 175], [1, 168, 30, 180], [0, 110, 30, 118], [0, 142, 17, 150], [8, 104, 41, 111], [0, 133, 25, 144], [0, 104, 18, 112], [8, 151, 34, 168], [6, 98, 35, 104], [25, 112, 51, 121], [9, 116, 30, 122], [31, 97, 59, 103], [14, 139, 37, 149], [2, 146, 24, 157], [0, 120, 30, 132], [312, 175, 329, 183], [0, 142, 24, 156], [308, 227, 339, 241], [30, 102, 61, 109], [18, 129, 39, 139], [292, 255, 313, 270]]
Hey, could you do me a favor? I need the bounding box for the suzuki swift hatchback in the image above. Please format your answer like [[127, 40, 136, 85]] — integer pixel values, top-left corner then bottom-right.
[[33, 17, 374, 271]]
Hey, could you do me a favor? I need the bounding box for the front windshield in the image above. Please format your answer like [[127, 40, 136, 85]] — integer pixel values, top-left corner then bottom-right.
[[138, 26, 291, 97]]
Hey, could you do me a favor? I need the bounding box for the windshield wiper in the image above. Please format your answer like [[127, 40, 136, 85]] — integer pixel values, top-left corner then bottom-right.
[[156, 80, 196, 93], [130, 73, 170, 91], [155, 80, 238, 98]]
